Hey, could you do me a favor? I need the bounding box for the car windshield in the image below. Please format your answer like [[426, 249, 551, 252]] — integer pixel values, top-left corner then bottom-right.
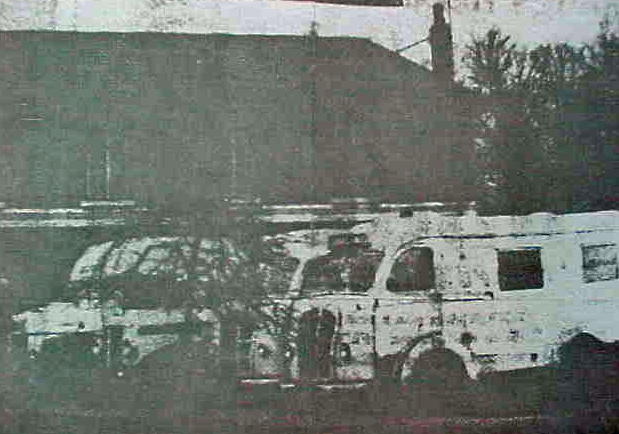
[[301, 246, 384, 294]]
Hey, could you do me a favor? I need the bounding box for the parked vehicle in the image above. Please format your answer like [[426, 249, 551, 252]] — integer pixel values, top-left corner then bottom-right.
[[12, 210, 619, 387], [247, 210, 619, 385], [12, 237, 225, 370]]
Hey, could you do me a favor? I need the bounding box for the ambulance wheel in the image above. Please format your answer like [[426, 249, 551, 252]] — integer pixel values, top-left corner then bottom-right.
[[557, 332, 606, 369], [556, 332, 618, 415], [406, 348, 470, 390]]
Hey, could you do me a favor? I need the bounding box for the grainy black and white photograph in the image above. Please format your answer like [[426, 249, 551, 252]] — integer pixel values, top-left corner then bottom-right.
[[0, 0, 617, 433]]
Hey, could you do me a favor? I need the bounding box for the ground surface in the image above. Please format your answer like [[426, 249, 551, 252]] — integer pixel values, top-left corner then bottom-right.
[[1, 337, 618, 434]]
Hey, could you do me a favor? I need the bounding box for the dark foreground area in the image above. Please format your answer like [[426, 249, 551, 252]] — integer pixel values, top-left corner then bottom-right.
[[1, 334, 617, 434], [0, 366, 617, 434], [6, 411, 618, 434]]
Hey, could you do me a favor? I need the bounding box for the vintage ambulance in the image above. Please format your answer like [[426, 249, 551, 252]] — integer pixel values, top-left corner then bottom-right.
[[12, 209, 619, 385], [249, 209, 619, 384]]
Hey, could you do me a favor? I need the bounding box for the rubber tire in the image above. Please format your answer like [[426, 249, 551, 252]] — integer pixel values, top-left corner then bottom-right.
[[406, 348, 470, 390]]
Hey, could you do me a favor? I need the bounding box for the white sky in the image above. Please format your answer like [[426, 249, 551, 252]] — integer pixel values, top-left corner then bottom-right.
[[0, 0, 616, 71]]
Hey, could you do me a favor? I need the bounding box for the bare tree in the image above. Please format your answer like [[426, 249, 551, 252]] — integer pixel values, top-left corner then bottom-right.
[[71, 202, 278, 405]]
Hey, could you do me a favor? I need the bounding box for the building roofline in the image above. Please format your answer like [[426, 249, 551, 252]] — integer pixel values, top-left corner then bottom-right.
[[0, 28, 432, 72]]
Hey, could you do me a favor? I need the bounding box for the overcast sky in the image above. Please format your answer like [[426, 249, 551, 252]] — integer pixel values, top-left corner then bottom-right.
[[1, 0, 616, 71]]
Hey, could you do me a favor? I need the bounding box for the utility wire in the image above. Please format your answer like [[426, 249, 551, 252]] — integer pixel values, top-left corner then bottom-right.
[[395, 37, 428, 54]]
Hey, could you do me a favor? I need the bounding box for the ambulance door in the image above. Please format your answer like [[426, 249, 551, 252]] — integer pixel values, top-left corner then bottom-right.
[[295, 244, 382, 382], [332, 293, 376, 382], [375, 245, 441, 377]]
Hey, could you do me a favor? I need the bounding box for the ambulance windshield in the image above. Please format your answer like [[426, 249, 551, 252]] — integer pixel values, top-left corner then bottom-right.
[[301, 245, 384, 294]]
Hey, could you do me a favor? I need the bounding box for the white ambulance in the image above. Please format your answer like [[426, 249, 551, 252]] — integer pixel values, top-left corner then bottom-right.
[[249, 210, 619, 384]]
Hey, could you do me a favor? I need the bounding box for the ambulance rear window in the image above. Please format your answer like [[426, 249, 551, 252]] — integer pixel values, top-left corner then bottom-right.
[[582, 244, 618, 283]]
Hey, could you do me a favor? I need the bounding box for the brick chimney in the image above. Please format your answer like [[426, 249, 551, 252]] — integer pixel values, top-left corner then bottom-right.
[[428, 2, 454, 84]]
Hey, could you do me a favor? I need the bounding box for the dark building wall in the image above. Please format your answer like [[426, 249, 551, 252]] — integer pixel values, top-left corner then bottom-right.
[[0, 227, 112, 306], [0, 31, 477, 207]]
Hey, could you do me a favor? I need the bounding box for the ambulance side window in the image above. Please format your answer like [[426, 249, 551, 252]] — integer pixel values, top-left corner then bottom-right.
[[497, 248, 543, 291], [582, 244, 618, 283], [387, 247, 435, 292]]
